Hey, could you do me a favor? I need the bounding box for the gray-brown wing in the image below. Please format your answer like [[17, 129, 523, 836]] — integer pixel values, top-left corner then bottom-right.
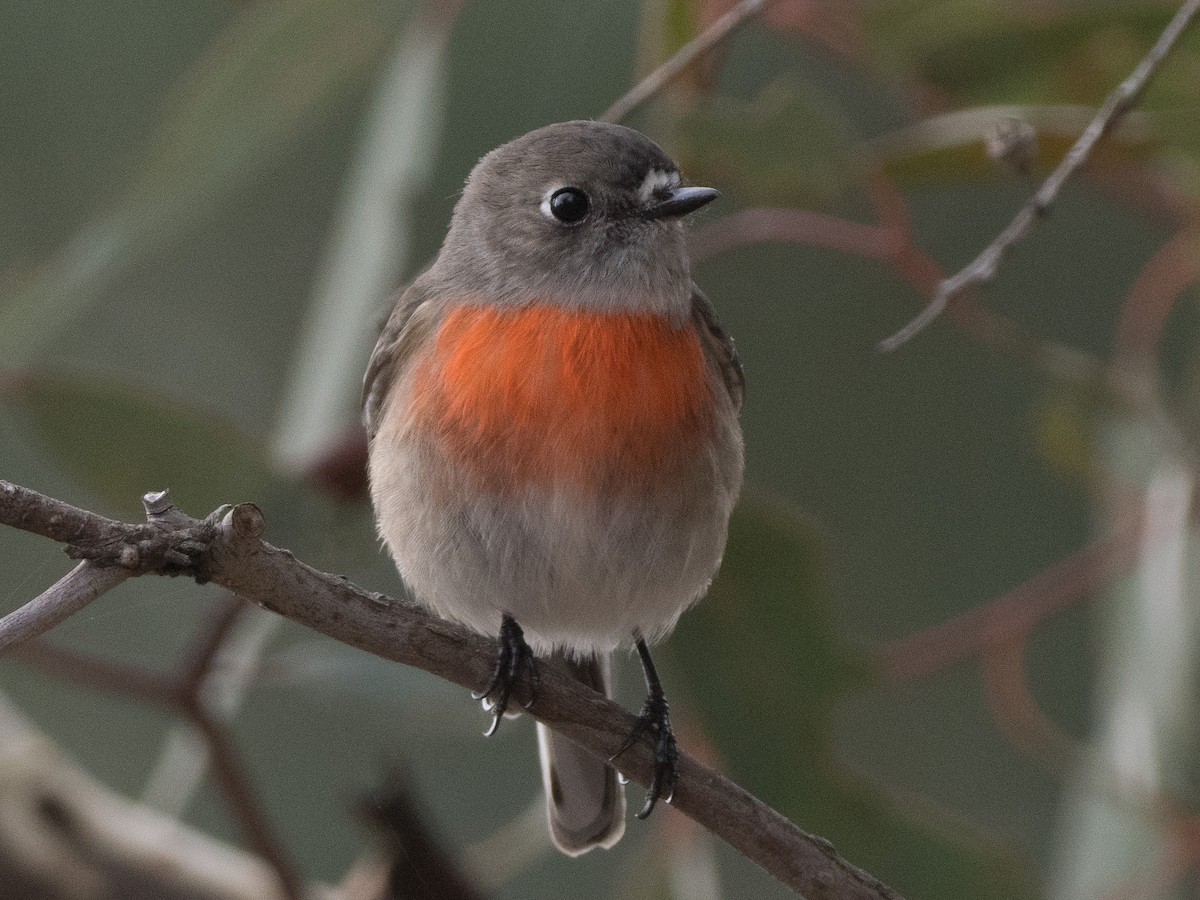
[[361, 279, 440, 440], [691, 288, 744, 411]]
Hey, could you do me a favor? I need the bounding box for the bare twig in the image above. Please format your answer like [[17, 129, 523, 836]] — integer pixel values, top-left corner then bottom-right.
[[12, 640, 177, 708], [0, 562, 128, 653], [11, 636, 306, 900], [690, 208, 889, 262], [601, 0, 773, 123], [880, 517, 1143, 686], [186, 707, 306, 900], [690, 198, 1113, 393], [979, 633, 1080, 771], [0, 480, 902, 900], [181, 592, 249, 691], [878, 0, 1200, 352], [1114, 229, 1200, 365]]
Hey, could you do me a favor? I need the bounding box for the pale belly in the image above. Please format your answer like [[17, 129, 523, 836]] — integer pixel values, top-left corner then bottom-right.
[[369, 424, 741, 655]]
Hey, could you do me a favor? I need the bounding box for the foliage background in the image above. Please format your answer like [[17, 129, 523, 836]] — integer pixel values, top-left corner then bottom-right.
[[2, 0, 1199, 897]]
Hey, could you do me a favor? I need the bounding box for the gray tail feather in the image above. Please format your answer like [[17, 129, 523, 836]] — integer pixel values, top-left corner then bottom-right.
[[537, 651, 626, 855]]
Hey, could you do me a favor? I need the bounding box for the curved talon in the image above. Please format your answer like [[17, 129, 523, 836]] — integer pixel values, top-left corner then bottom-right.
[[621, 638, 680, 821], [634, 707, 678, 819], [474, 615, 538, 736]]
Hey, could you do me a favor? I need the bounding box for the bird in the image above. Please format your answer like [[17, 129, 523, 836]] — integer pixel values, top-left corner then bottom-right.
[[362, 120, 744, 856]]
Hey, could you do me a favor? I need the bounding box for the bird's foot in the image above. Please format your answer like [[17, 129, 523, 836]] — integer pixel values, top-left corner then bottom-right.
[[611, 688, 678, 819], [472, 615, 539, 736]]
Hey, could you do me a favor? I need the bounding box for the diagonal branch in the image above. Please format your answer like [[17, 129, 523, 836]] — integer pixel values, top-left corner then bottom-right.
[[0, 479, 902, 900], [601, 0, 773, 123], [878, 0, 1200, 352], [0, 562, 128, 653]]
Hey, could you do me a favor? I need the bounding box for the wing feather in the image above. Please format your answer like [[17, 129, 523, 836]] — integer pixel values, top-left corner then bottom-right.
[[361, 279, 440, 439], [690, 289, 744, 410]]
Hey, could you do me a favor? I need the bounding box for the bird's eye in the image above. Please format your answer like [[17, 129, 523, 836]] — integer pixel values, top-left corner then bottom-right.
[[546, 187, 590, 224]]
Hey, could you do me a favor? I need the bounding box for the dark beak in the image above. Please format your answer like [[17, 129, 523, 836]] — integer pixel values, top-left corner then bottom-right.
[[642, 186, 720, 219]]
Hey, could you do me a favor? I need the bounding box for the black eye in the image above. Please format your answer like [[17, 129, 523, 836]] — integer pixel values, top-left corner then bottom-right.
[[548, 187, 590, 223]]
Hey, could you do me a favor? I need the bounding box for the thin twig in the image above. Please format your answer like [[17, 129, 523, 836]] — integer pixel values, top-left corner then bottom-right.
[[181, 592, 249, 691], [1113, 229, 1200, 364], [186, 705, 306, 900], [979, 633, 1080, 772], [880, 518, 1142, 685], [690, 208, 890, 262], [601, 0, 773, 123], [12, 639, 178, 707], [878, 0, 1200, 352], [0, 562, 128, 653], [0, 481, 902, 900], [14, 614, 305, 899]]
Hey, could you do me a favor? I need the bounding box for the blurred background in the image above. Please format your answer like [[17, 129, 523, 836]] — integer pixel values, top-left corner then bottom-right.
[[2, 0, 1200, 897]]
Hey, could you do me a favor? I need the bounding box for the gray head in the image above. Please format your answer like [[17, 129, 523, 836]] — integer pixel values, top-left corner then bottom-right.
[[433, 121, 717, 319]]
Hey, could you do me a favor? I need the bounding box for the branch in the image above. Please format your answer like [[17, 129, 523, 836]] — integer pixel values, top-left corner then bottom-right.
[[0, 480, 902, 900], [0, 562, 127, 652], [878, 0, 1200, 352], [601, 0, 772, 123]]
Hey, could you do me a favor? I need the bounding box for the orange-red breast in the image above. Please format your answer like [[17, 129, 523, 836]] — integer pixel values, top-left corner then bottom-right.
[[363, 121, 744, 855]]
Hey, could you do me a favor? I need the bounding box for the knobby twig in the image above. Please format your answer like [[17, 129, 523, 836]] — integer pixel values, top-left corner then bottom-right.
[[0, 480, 902, 900], [878, 0, 1200, 352], [601, 0, 773, 123]]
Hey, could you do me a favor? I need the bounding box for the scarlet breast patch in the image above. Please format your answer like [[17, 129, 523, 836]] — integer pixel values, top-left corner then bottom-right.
[[411, 303, 714, 490]]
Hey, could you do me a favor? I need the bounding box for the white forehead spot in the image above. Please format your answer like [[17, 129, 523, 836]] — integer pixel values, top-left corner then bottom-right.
[[638, 168, 680, 203]]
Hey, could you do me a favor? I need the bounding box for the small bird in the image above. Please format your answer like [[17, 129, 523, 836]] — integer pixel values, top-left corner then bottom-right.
[[363, 120, 744, 855]]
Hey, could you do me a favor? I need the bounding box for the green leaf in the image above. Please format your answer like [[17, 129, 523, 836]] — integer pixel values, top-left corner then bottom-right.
[[672, 497, 1036, 899], [5, 371, 276, 516]]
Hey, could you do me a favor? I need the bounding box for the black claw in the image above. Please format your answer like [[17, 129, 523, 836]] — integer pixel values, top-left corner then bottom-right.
[[630, 690, 678, 819], [609, 638, 679, 819], [472, 615, 538, 735]]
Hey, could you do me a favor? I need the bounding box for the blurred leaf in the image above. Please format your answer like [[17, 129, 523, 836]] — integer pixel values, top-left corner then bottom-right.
[[274, 8, 450, 472], [675, 76, 857, 208], [0, 0, 413, 366], [672, 497, 1035, 899], [864, 3, 1175, 101], [1037, 392, 1097, 483], [4, 371, 276, 516], [663, 0, 700, 56]]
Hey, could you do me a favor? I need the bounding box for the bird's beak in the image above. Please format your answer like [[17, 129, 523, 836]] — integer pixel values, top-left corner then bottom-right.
[[642, 186, 720, 219]]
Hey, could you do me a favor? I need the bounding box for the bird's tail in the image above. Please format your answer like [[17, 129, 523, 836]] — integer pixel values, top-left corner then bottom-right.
[[537, 651, 626, 855]]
